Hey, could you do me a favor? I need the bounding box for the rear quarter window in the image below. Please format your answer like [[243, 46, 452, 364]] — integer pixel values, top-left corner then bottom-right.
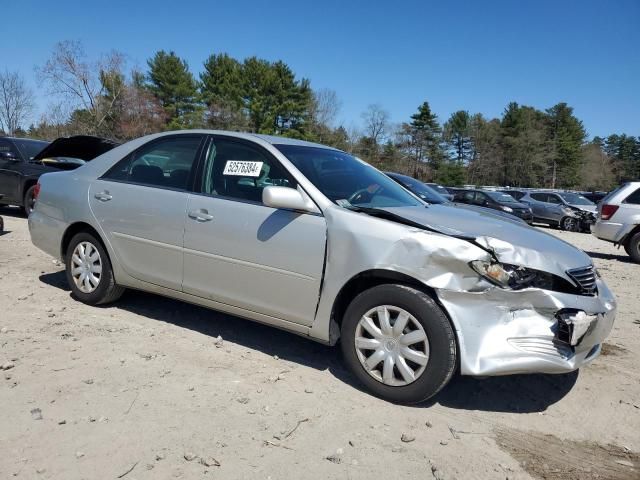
[[623, 187, 640, 205]]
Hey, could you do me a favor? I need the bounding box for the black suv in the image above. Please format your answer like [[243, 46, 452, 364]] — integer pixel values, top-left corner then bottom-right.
[[0, 136, 118, 215], [453, 189, 534, 223], [0, 137, 49, 214]]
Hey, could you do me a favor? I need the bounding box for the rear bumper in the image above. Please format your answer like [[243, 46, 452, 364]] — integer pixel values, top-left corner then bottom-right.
[[28, 210, 67, 261], [591, 220, 630, 243], [436, 278, 617, 376]]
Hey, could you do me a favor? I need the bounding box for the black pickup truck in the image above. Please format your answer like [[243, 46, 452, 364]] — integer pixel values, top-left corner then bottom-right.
[[0, 136, 118, 215]]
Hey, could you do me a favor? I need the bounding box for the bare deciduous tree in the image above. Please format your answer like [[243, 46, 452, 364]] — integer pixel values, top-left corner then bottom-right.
[[115, 82, 167, 140], [311, 88, 341, 127], [0, 70, 34, 135], [36, 40, 126, 134], [361, 104, 390, 145]]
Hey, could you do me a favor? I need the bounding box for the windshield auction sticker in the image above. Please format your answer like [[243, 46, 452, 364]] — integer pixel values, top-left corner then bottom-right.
[[223, 161, 263, 177]]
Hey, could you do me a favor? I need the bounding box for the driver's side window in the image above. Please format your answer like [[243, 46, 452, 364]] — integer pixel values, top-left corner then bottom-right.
[[201, 138, 296, 204]]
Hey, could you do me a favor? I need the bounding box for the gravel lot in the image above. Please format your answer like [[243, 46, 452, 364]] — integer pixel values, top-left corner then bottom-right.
[[1, 208, 638, 479]]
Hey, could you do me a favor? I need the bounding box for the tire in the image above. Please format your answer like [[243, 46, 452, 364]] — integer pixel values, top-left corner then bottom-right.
[[340, 284, 457, 404], [560, 216, 579, 232], [626, 232, 640, 264], [65, 232, 124, 305], [23, 185, 37, 217]]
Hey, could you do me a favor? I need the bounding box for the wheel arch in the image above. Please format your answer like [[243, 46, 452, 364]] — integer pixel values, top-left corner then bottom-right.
[[329, 269, 460, 351], [60, 221, 107, 262]]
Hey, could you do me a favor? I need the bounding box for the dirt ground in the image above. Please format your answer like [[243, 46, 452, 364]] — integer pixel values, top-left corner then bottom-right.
[[1, 207, 638, 480]]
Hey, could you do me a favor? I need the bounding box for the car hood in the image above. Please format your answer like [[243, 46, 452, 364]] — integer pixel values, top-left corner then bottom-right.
[[452, 203, 525, 223], [33, 136, 119, 167], [567, 203, 597, 213], [381, 204, 593, 278]]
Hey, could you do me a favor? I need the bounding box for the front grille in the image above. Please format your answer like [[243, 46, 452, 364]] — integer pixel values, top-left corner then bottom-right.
[[567, 266, 597, 296]]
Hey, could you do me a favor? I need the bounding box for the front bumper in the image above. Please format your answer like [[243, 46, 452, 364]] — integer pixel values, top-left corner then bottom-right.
[[436, 278, 617, 376]]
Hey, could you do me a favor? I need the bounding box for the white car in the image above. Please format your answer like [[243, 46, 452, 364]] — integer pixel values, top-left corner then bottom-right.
[[592, 182, 640, 262]]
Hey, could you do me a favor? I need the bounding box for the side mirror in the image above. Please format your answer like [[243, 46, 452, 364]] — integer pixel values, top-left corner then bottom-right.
[[262, 186, 315, 213]]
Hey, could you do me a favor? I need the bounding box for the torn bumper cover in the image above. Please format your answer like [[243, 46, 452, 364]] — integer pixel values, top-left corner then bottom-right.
[[437, 279, 616, 376]]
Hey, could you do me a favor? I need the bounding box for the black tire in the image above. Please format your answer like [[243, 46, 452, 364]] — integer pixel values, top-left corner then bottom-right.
[[340, 284, 457, 404], [65, 232, 124, 305], [626, 232, 640, 263], [23, 185, 37, 217], [560, 216, 579, 232]]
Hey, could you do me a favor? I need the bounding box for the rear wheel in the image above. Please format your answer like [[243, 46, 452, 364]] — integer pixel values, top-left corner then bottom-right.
[[626, 232, 640, 263], [65, 232, 124, 305], [23, 185, 37, 217], [340, 284, 457, 404]]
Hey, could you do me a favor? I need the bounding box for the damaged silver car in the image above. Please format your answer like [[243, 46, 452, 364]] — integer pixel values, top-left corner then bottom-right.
[[29, 131, 617, 403]]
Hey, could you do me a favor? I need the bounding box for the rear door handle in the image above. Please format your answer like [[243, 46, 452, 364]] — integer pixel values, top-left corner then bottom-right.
[[188, 209, 213, 222], [94, 191, 112, 202]]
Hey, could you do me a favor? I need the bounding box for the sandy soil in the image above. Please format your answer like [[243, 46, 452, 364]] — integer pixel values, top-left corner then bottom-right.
[[1, 207, 638, 480]]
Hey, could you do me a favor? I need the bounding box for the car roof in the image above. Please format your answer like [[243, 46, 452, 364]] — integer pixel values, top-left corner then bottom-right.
[[141, 130, 342, 152]]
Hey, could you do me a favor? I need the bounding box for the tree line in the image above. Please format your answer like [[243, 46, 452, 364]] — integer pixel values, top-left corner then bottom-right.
[[0, 40, 638, 190]]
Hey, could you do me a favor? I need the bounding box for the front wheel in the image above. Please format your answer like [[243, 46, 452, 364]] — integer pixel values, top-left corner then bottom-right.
[[65, 232, 125, 305], [340, 284, 457, 404], [560, 216, 579, 232]]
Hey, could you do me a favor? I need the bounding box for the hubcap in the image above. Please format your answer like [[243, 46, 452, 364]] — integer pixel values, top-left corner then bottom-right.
[[70, 242, 102, 293], [563, 217, 578, 231], [354, 305, 429, 387]]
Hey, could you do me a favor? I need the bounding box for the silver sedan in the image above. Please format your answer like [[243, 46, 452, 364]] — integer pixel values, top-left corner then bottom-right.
[[29, 130, 617, 403]]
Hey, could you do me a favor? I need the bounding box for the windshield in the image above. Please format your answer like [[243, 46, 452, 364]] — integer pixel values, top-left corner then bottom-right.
[[388, 174, 449, 204], [558, 192, 595, 206], [12, 139, 49, 160], [486, 191, 520, 203], [275, 145, 422, 208]]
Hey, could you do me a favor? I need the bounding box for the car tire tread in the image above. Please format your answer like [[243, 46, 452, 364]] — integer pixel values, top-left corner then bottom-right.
[[340, 284, 457, 404], [65, 232, 125, 305]]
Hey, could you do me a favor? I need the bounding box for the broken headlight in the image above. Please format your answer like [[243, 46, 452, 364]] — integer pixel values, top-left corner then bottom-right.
[[470, 260, 556, 290]]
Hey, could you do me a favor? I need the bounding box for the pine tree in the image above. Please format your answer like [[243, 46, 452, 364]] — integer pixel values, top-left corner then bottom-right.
[[545, 103, 586, 188], [146, 51, 200, 128], [443, 110, 472, 164]]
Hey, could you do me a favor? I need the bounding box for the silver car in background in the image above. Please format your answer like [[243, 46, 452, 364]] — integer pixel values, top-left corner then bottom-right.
[[592, 182, 640, 263], [519, 190, 597, 231], [29, 130, 617, 403]]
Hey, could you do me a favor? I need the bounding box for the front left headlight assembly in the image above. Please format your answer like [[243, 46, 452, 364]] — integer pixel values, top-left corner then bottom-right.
[[470, 260, 558, 291]]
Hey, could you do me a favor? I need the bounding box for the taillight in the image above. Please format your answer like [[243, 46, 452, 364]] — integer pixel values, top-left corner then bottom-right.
[[600, 204, 619, 220], [33, 183, 41, 200]]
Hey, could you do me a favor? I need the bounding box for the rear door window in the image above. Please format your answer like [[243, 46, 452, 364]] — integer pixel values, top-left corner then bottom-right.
[[103, 135, 203, 190], [530, 193, 547, 202]]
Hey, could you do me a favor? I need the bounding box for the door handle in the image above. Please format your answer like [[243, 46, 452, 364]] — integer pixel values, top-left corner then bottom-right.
[[94, 191, 112, 202], [188, 209, 213, 222]]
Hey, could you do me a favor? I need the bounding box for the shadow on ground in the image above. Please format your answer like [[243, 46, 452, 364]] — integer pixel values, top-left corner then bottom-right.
[[40, 270, 578, 413], [585, 250, 634, 264]]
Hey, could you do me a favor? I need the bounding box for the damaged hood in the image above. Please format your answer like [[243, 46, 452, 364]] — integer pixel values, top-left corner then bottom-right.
[[381, 204, 593, 277], [33, 136, 119, 168], [567, 203, 597, 213]]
